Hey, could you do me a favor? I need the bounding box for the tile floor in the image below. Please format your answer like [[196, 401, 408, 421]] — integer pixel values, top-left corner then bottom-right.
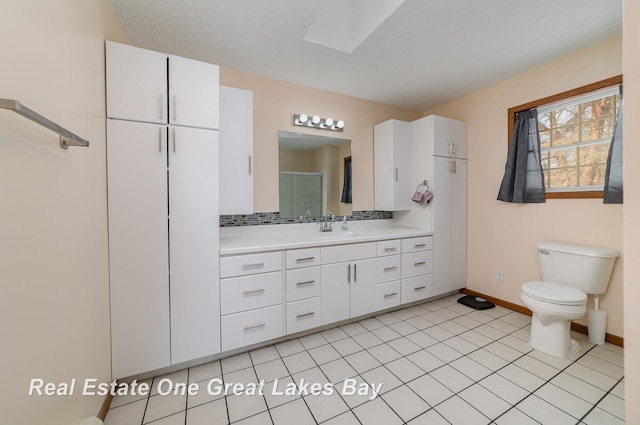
[[105, 294, 625, 425]]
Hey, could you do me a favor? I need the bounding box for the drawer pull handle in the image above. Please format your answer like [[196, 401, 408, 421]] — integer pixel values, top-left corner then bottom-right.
[[384, 247, 397, 252], [296, 312, 315, 319], [383, 266, 398, 271], [347, 264, 351, 283], [243, 323, 266, 331], [384, 292, 398, 298], [414, 243, 427, 248], [414, 261, 427, 266], [242, 288, 265, 295], [296, 280, 315, 286], [296, 256, 315, 262], [414, 286, 426, 291], [242, 262, 265, 269]]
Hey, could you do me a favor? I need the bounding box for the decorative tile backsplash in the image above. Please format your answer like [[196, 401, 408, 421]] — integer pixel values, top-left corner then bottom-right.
[[220, 211, 393, 227]]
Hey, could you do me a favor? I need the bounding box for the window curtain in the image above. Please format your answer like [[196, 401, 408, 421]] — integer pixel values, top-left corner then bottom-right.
[[603, 96, 623, 204], [497, 109, 546, 203], [341, 158, 352, 204]]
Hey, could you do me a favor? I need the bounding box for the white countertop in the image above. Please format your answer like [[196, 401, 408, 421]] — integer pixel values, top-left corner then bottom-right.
[[220, 219, 431, 255]]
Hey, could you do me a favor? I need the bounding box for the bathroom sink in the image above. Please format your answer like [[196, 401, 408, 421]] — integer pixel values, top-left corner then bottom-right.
[[312, 231, 358, 238]]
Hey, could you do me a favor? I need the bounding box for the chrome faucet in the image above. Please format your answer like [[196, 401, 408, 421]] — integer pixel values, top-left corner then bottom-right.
[[318, 212, 334, 232]]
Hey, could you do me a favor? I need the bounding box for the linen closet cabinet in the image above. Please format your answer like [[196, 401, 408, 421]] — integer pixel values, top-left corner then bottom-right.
[[412, 115, 467, 297], [106, 41, 220, 378]]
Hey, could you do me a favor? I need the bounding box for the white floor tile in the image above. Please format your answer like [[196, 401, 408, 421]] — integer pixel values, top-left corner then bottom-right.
[[275, 338, 306, 357], [519, 394, 578, 425], [254, 358, 290, 383], [430, 365, 474, 393], [320, 358, 358, 384], [386, 336, 421, 356], [150, 412, 186, 425], [186, 398, 228, 425], [370, 326, 402, 342], [498, 364, 545, 392], [382, 384, 430, 422], [358, 317, 386, 331], [282, 351, 316, 375], [298, 332, 329, 350], [598, 392, 625, 421], [484, 341, 523, 362], [391, 308, 417, 320], [151, 370, 188, 396], [331, 337, 363, 357], [578, 354, 625, 380], [221, 352, 252, 374], [226, 393, 268, 423], [434, 395, 489, 425], [422, 325, 455, 341], [550, 372, 606, 405], [406, 349, 445, 373], [449, 356, 492, 381], [467, 348, 509, 372], [459, 383, 511, 420], [308, 342, 342, 365], [352, 398, 404, 425], [105, 398, 146, 425], [535, 383, 592, 420], [367, 343, 402, 364], [565, 363, 620, 391], [109, 378, 152, 408], [270, 398, 315, 425], [249, 346, 281, 365], [388, 320, 419, 336], [443, 335, 478, 355], [514, 355, 560, 381], [223, 366, 259, 387], [479, 373, 529, 405], [335, 375, 373, 409], [438, 320, 468, 335], [494, 408, 540, 425], [582, 407, 626, 425], [263, 376, 301, 409], [407, 374, 454, 406], [143, 393, 187, 423], [361, 366, 403, 395], [233, 411, 273, 425], [340, 321, 368, 336], [404, 315, 434, 330], [425, 342, 463, 363], [188, 360, 222, 384], [344, 350, 381, 374], [322, 411, 361, 425], [304, 389, 350, 423], [351, 330, 384, 349], [375, 312, 403, 325], [406, 409, 451, 425], [385, 357, 425, 382]]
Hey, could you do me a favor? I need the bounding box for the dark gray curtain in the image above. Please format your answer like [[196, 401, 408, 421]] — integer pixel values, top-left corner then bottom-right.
[[341, 158, 352, 204], [497, 109, 546, 203], [603, 98, 623, 204]]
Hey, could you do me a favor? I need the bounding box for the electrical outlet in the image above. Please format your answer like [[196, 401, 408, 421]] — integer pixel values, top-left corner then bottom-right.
[[496, 269, 504, 281], [363, 200, 369, 209]]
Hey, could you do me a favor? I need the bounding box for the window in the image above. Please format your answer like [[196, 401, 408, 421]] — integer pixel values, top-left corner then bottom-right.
[[508, 75, 622, 199]]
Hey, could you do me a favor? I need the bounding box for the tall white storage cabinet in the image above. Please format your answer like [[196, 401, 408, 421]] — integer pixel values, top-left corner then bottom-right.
[[412, 115, 467, 296], [219, 86, 253, 215], [106, 41, 221, 378], [374, 119, 412, 211]]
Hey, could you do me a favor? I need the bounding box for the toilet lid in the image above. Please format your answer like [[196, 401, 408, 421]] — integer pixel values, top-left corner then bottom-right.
[[522, 281, 587, 305]]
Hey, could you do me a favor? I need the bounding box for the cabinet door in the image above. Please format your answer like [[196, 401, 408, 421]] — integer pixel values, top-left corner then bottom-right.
[[320, 262, 350, 325], [106, 41, 167, 124], [450, 119, 467, 159], [450, 159, 467, 290], [374, 120, 411, 211], [432, 157, 452, 296], [169, 55, 219, 129], [350, 258, 378, 318], [219, 86, 254, 215], [433, 115, 452, 157], [168, 126, 220, 364], [107, 119, 170, 378]]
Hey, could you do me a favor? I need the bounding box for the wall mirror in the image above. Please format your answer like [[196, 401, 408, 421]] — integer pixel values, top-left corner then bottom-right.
[[278, 131, 352, 219]]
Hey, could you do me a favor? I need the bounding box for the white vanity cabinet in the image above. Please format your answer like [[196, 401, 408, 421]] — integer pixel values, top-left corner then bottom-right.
[[374, 119, 412, 211], [220, 252, 284, 352], [106, 40, 219, 130], [375, 240, 401, 310], [401, 236, 434, 304], [285, 248, 322, 334], [107, 119, 220, 377], [219, 86, 254, 215], [412, 115, 467, 297], [320, 243, 378, 324]]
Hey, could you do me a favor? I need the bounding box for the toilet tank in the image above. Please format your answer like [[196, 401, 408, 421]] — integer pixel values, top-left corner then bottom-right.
[[537, 241, 619, 294]]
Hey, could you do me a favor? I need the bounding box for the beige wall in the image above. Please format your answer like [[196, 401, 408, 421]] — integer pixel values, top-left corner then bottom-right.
[[427, 37, 624, 336], [0, 1, 127, 424], [220, 69, 423, 212], [623, 0, 639, 421]]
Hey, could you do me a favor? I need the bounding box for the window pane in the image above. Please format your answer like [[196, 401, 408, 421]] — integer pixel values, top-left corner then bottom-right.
[[549, 147, 577, 168], [579, 164, 606, 186], [553, 106, 578, 127], [540, 130, 551, 149], [578, 143, 610, 166], [549, 168, 578, 187], [541, 150, 549, 169], [581, 118, 615, 142], [581, 96, 616, 121], [552, 124, 580, 146], [538, 112, 551, 131]]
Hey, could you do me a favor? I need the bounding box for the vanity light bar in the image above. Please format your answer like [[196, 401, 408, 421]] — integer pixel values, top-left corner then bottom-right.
[[293, 114, 344, 132]]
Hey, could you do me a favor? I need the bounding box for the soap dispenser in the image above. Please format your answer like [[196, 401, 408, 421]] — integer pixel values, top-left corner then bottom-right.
[[341, 216, 348, 231]]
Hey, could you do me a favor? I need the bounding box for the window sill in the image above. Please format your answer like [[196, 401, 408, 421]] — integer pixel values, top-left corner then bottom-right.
[[546, 191, 603, 199]]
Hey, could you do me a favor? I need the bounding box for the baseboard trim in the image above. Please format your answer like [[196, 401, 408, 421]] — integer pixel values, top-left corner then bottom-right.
[[460, 289, 624, 348], [97, 392, 113, 421]]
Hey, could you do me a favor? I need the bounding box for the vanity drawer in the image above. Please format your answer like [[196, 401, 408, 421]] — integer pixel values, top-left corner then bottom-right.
[[401, 275, 433, 304], [286, 248, 321, 269], [321, 242, 376, 264], [401, 251, 433, 278], [286, 297, 322, 334], [377, 239, 401, 257], [221, 305, 284, 352], [286, 266, 321, 302], [220, 272, 283, 315], [220, 252, 282, 278], [376, 281, 401, 311], [401, 236, 433, 253], [376, 255, 401, 284]]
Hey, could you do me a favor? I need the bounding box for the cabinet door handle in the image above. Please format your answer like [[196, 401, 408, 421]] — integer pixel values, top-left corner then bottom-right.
[[296, 280, 315, 286], [414, 286, 426, 291], [383, 266, 398, 271], [394, 167, 398, 182], [347, 264, 351, 283], [242, 262, 265, 269], [172, 127, 176, 153], [242, 288, 265, 295], [248, 155, 252, 174], [414, 243, 427, 248], [414, 261, 427, 266], [296, 312, 315, 319], [384, 292, 398, 298], [243, 323, 265, 331], [384, 247, 397, 252], [452, 160, 456, 173], [295, 257, 315, 263], [354, 264, 357, 282], [158, 127, 163, 153]]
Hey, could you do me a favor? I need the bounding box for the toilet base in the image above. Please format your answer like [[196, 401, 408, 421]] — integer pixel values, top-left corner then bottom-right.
[[529, 313, 580, 358]]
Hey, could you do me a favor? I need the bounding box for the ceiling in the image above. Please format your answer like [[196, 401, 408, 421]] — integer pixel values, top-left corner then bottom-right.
[[110, 0, 622, 112]]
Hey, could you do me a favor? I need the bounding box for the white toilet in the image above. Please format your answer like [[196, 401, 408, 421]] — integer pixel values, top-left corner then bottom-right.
[[521, 241, 618, 358]]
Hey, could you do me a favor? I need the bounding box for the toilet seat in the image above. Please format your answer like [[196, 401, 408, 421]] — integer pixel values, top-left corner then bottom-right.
[[522, 281, 587, 306]]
